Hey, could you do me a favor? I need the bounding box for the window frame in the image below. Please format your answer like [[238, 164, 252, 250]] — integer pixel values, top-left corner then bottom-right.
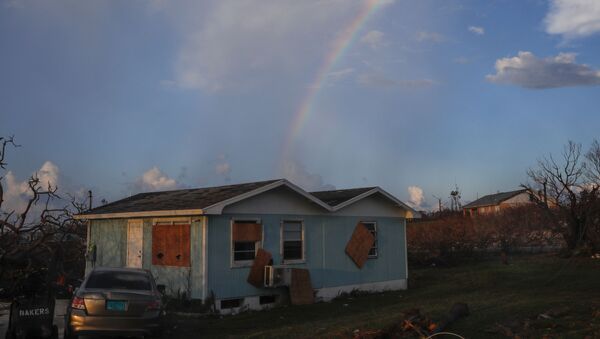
[[361, 221, 378, 259], [280, 219, 305, 264], [230, 218, 263, 268]]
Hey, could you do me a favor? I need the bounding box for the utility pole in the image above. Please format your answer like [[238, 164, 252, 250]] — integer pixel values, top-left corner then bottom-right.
[[432, 195, 442, 213]]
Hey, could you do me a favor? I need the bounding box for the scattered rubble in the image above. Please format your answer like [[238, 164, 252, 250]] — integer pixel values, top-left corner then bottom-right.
[[348, 304, 468, 338]]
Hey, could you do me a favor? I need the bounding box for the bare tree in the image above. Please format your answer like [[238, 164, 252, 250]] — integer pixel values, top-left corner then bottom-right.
[[0, 136, 87, 297], [523, 140, 600, 252], [586, 139, 600, 187]]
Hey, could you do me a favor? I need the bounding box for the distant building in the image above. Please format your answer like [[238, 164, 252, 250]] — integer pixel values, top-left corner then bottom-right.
[[462, 189, 534, 216]]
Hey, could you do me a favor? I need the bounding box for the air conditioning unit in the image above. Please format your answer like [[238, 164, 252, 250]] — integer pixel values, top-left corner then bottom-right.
[[264, 265, 292, 288]]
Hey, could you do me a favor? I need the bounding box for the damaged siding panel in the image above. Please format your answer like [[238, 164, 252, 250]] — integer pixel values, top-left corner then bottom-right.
[[87, 219, 128, 273], [88, 217, 205, 299], [207, 214, 406, 300], [142, 217, 204, 299]]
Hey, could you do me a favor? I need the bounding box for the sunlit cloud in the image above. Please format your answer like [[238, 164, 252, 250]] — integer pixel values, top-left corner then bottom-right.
[[487, 51, 600, 89]]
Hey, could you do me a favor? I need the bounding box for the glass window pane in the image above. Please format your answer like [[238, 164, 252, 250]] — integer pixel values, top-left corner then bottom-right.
[[233, 241, 256, 261], [283, 230, 302, 241], [234, 251, 255, 261], [283, 241, 302, 260], [86, 271, 152, 290], [234, 241, 256, 251]]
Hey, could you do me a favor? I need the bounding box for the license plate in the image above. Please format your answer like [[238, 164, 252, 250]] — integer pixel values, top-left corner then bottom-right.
[[106, 300, 127, 311]]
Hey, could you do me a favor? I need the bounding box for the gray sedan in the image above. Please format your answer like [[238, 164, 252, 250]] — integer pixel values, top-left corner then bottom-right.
[[64, 267, 164, 338]]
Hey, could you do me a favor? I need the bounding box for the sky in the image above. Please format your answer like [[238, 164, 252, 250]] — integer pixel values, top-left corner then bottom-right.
[[1, 0, 600, 212]]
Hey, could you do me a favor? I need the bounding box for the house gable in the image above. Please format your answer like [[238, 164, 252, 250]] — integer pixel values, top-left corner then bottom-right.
[[221, 185, 329, 215], [501, 192, 532, 205], [331, 191, 412, 218]]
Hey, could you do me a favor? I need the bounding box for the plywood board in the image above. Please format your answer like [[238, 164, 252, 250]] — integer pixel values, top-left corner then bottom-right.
[[232, 223, 262, 242], [247, 248, 272, 288], [290, 269, 314, 305], [152, 224, 191, 267], [345, 223, 375, 269]]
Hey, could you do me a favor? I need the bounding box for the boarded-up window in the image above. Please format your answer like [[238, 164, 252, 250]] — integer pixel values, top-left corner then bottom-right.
[[345, 223, 375, 269], [152, 224, 191, 267], [232, 220, 262, 263]]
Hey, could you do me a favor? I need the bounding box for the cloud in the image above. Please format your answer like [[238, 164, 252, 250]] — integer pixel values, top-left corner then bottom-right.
[[280, 159, 335, 192], [545, 0, 600, 39], [486, 51, 600, 89], [416, 31, 444, 43], [324, 68, 355, 86], [360, 30, 386, 49], [453, 56, 470, 64], [1, 161, 60, 215], [3, 0, 24, 9], [468, 26, 485, 35], [407, 186, 425, 209], [215, 154, 231, 182], [131, 167, 178, 192], [357, 72, 437, 89], [157, 1, 383, 91], [37, 161, 59, 190]]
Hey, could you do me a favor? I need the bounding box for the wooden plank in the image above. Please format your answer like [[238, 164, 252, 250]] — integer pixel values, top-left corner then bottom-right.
[[247, 248, 272, 287], [152, 224, 191, 267], [290, 269, 314, 305], [345, 223, 375, 269], [232, 223, 262, 242]]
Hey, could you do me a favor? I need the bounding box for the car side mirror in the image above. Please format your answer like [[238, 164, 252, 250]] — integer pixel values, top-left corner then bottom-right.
[[157, 284, 166, 294]]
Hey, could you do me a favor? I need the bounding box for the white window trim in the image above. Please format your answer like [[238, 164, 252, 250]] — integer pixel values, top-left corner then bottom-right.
[[361, 221, 378, 259], [280, 219, 306, 265], [230, 218, 262, 268]]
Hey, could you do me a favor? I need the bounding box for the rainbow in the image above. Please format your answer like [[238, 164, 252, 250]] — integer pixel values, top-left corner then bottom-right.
[[281, 0, 386, 162]]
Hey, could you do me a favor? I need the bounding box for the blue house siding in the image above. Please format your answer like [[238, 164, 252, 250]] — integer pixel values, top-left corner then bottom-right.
[[207, 214, 406, 300]]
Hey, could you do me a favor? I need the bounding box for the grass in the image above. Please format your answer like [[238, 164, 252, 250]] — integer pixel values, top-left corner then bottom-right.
[[166, 254, 600, 338]]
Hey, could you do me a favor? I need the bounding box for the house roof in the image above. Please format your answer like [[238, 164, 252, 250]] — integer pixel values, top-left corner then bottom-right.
[[463, 189, 527, 209], [77, 179, 418, 219], [310, 187, 376, 207], [81, 179, 281, 215]]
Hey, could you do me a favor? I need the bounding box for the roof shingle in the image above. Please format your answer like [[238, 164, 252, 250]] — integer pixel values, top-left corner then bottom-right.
[[83, 179, 280, 215], [310, 187, 375, 207], [463, 189, 528, 209]]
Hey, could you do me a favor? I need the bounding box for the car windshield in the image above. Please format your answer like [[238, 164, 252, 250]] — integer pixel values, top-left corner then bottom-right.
[[85, 271, 152, 290]]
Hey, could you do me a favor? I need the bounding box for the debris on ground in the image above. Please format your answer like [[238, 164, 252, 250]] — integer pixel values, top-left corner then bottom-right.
[[347, 304, 468, 338]]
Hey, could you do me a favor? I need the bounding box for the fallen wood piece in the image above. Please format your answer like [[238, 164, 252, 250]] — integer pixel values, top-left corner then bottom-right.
[[289, 268, 314, 305], [246, 248, 272, 288]]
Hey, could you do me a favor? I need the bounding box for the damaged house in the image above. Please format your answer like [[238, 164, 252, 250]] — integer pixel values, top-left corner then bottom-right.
[[76, 179, 417, 313]]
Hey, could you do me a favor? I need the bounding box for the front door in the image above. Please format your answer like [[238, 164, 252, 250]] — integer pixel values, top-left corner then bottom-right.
[[127, 220, 143, 268]]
